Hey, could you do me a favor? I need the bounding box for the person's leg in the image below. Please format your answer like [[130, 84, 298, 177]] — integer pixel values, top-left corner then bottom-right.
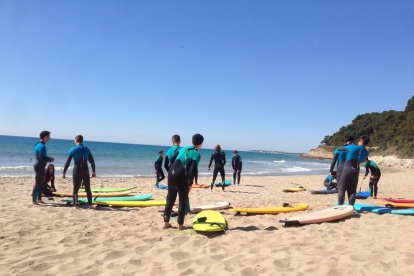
[[211, 168, 219, 189], [72, 167, 82, 205], [233, 170, 236, 184], [177, 184, 189, 230], [369, 180, 374, 197], [237, 170, 241, 185], [163, 181, 178, 228], [373, 176, 380, 198], [159, 170, 165, 182], [32, 163, 45, 203], [220, 168, 225, 190], [347, 172, 359, 206], [83, 170, 92, 205], [337, 170, 348, 205]]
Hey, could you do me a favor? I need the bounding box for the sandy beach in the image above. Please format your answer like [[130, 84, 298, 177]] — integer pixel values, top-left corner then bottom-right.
[[1, 168, 414, 275]]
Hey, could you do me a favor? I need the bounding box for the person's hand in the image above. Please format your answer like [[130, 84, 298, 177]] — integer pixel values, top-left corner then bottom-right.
[[91, 172, 96, 178], [208, 167, 210, 171], [233, 170, 236, 173], [370, 175, 375, 179], [51, 188, 57, 192], [62, 174, 66, 179], [50, 158, 55, 162]]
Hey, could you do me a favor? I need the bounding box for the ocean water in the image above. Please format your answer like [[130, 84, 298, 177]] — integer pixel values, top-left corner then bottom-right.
[[0, 135, 330, 178]]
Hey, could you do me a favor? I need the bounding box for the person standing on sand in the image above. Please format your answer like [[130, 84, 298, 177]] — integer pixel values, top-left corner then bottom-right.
[[208, 145, 226, 191], [164, 135, 181, 172], [363, 159, 381, 199], [336, 135, 370, 206], [62, 135, 96, 207], [155, 150, 165, 186], [32, 131, 55, 204], [232, 150, 242, 185], [163, 134, 204, 230], [330, 136, 354, 182]]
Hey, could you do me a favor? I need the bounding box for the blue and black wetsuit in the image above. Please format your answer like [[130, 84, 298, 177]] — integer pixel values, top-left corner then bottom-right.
[[336, 144, 369, 205], [63, 144, 96, 205], [209, 151, 226, 190], [33, 142, 53, 203], [155, 156, 165, 183], [364, 160, 381, 197], [330, 144, 349, 182], [164, 146, 201, 226], [164, 145, 181, 172], [232, 155, 242, 185]]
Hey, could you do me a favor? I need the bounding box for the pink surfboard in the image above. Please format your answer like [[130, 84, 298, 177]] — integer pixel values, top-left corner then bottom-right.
[[280, 205, 355, 226]]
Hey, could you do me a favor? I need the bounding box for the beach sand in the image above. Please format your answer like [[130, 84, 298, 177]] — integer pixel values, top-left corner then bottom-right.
[[1, 168, 414, 275]]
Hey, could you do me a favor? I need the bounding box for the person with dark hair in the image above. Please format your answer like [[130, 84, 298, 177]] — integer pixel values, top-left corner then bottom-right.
[[208, 145, 226, 191], [330, 136, 354, 182], [336, 135, 370, 206], [38, 164, 56, 202], [32, 131, 54, 204], [62, 135, 96, 207], [363, 159, 381, 199], [155, 150, 165, 186], [163, 134, 204, 230], [164, 135, 181, 172], [232, 150, 242, 185]]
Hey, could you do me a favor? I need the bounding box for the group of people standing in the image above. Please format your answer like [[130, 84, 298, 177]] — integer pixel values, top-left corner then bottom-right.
[[330, 135, 381, 205], [32, 131, 96, 207]]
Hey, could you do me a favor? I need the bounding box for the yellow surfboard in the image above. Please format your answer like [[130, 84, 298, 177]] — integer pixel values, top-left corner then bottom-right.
[[192, 210, 227, 232], [231, 203, 309, 214], [97, 200, 166, 207], [283, 187, 306, 192]]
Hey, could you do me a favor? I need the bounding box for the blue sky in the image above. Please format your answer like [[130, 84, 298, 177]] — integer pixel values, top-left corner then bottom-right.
[[0, 0, 413, 152]]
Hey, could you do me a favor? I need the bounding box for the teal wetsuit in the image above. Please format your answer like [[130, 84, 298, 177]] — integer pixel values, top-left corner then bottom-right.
[[163, 146, 201, 225], [164, 145, 181, 172]]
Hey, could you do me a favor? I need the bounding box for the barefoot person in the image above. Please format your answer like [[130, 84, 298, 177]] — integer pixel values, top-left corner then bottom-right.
[[363, 159, 381, 199], [163, 134, 204, 230], [32, 131, 54, 204], [208, 145, 226, 191], [62, 135, 96, 207], [336, 135, 370, 206]]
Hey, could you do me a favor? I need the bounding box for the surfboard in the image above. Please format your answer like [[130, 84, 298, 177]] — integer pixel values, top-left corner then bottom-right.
[[283, 187, 306, 192], [382, 198, 414, 204], [155, 183, 168, 190], [231, 203, 309, 215], [380, 202, 414, 208], [192, 183, 210, 189], [63, 194, 153, 204], [192, 210, 228, 232], [80, 186, 137, 193], [390, 208, 414, 215], [172, 201, 230, 214], [310, 189, 337, 194], [53, 191, 132, 197], [356, 191, 370, 199], [97, 200, 166, 207], [353, 203, 386, 212], [280, 205, 354, 226], [215, 180, 232, 187]]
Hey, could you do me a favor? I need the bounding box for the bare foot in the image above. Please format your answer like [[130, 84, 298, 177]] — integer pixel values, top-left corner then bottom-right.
[[163, 222, 173, 229], [178, 225, 185, 231], [38, 200, 45, 204]]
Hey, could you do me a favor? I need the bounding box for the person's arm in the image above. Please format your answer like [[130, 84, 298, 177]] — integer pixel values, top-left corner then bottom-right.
[[164, 155, 170, 172], [88, 152, 96, 174], [232, 157, 236, 170], [208, 154, 213, 169], [239, 160, 242, 171], [222, 153, 226, 166], [330, 152, 339, 174], [365, 164, 370, 177], [63, 152, 74, 177], [187, 159, 198, 186], [51, 176, 55, 190]]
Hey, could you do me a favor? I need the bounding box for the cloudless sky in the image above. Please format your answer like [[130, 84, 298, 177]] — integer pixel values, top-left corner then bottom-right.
[[0, 0, 413, 152]]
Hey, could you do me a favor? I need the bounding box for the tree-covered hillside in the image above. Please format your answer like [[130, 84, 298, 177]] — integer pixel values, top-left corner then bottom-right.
[[321, 96, 414, 158]]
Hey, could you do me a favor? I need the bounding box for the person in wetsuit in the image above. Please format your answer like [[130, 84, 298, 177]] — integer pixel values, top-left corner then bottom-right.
[[208, 145, 226, 191], [232, 150, 242, 185], [163, 134, 204, 231], [32, 131, 55, 204], [164, 135, 181, 172], [336, 135, 370, 206], [363, 159, 381, 199], [155, 150, 165, 185], [63, 135, 96, 207], [38, 164, 56, 202], [330, 136, 355, 183]]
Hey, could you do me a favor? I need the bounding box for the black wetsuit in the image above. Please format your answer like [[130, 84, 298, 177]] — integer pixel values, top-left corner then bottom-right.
[[164, 145, 181, 172], [232, 155, 242, 185], [155, 156, 165, 183], [63, 144, 96, 205], [209, 151, 226, 190], [365, 161, 381, 197], [164, 146, 200, 225], [33, 142, 53, 203]]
